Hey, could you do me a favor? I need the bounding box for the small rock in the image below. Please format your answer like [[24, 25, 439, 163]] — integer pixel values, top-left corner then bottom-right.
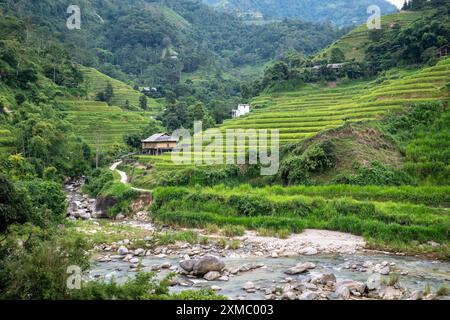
[[319, 273, 336, 285], [335, 286, 351, 299], [379, 266, 390, 275], [408, 290, 423, 300], [129, 257, 139, 264], [211, 285, 222, 291], [285, 262, 316, 275], [281, 291, 297, 300], [134, 248, 145, 256], [116, 213, 125, 220], [192, 255, 225, 276], [243, 281, 255, 291], [204, 271, 221, 281], [299, 291, 318, 300], [117, 246, 129, 255], [299, 247, 318, 256]]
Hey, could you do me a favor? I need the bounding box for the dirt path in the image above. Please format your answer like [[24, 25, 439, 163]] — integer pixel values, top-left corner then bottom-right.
[[110, 161, 152, 193]]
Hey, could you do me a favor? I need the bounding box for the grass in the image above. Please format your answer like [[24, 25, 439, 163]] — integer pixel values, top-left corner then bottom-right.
[[150, 186, 450, 259], [221, 225, 245, 237], [80, 66, 162, 110], [317, 10, 428, 62], [58, 100, 152, 150]]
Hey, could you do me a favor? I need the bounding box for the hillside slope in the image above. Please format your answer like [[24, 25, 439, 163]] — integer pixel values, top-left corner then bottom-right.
[[132, 57, 450, 172], [202, 0, 397, 26], [316, 10, 429, 62], [79, 66, 162, 111]]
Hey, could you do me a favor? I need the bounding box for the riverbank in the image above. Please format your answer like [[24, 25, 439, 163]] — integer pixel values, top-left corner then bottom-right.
[[63, 179, 450, 300]]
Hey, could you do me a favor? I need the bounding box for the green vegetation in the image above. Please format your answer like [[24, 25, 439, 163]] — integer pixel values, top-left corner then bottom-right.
[[83, 168, 139, 218], [203, 0, 397, 27], [318, 11, 426, 62], [151, 185, 450, 258]]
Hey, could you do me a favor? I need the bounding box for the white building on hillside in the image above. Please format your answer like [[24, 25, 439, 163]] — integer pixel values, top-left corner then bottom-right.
[[232, 104, 251, 118]]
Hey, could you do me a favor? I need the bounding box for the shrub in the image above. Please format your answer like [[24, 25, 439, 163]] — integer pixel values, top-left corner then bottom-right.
[[332, 162, 412, 186], [222, 225, 245, 237], [82, 169, 114, 197], [301, 141, 336, 173], [0, 226, 89, 300], [0, 175, 33, 233], [436, 284, 449, 297], [100, 182, 139, 217], [17, 179, 67, 227], [227, 194, 272, 216], [279, 156, 311, 185]]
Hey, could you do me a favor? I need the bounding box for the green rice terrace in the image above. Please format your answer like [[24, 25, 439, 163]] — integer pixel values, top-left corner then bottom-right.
[[80, 66, 162, 111], [59, 100, 153, 150], [56, 68, 164, 151], [317, 10, 430, 62], [135, 57, 450, 169]]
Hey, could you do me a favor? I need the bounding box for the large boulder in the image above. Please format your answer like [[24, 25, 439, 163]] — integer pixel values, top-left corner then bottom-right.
[[192, 256, 225, 276], [285, 262, 316, 275], [366, 274, 382, 291], [179, 259, 196, 272]]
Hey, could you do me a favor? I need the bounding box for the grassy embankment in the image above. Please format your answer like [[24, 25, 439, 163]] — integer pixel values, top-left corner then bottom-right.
[[151, 185, 450, 259]]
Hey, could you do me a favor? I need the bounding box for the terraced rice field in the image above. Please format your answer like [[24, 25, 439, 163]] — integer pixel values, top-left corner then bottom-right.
[[137, 58, 450, 168], [80, 66, 162, 111], [60, 100, 152, 150], [317, 10, 427, 62], [0, 127, 15, 154]]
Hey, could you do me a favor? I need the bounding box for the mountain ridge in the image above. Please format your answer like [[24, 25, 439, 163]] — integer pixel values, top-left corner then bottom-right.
[[202, 0, 398, 26]]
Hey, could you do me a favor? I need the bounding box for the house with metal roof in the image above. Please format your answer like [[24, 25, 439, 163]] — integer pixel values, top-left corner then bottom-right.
[[141, 133, 178, 155]]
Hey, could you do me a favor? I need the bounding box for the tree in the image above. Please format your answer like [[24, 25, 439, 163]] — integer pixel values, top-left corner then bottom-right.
[[139, 95, 148, 110], [0, 175, 32, 233], [96, 82, 114, 105], [104, 82, 114, 105], [329, 48, 345, 63]]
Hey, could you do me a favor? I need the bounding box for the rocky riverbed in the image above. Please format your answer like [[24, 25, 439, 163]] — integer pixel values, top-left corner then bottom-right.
[[65, 179, 450, 300]]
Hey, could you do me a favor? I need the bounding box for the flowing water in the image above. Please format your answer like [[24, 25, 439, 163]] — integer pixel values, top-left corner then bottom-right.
[[89, 253, 450, 300]]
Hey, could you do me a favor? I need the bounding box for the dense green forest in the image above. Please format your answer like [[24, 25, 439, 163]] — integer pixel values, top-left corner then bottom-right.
[[203, 0, 397, 26]]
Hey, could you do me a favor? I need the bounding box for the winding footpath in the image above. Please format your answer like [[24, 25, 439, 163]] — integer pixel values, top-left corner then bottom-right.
[[109, 161, 152, 193]]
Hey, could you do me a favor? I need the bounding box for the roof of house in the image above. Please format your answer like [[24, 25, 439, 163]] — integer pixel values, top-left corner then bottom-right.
[[141, 133, 178, 143]]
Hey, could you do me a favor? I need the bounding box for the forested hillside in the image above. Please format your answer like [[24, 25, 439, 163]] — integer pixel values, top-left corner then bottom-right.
[[0, 0, 344, 111], [202, 0, 397, 26]]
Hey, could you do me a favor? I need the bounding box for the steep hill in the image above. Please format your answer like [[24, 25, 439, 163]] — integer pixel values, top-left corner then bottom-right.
[[202, 0, 397, 26], [1, 0, 344, 87], [316, 10, 430, 62], [79, 66, 162, 111]]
